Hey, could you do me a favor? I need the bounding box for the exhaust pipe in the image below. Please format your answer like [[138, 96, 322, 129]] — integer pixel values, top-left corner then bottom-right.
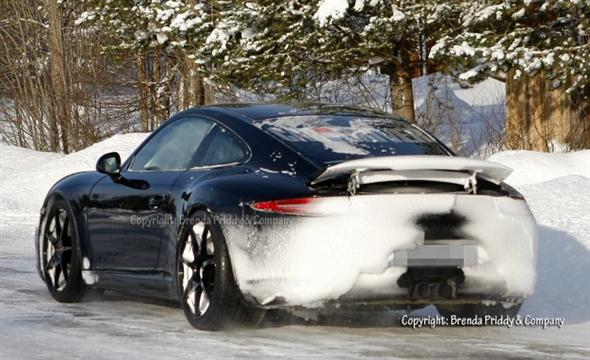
[[412, 282, 430, 298], [433, 282, 454, 299], [411, 281, 456, 300]]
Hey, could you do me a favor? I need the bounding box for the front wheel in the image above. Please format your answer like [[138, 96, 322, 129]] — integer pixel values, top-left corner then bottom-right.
[[39, 198, 86, 302], [177, 211, 264, 331]]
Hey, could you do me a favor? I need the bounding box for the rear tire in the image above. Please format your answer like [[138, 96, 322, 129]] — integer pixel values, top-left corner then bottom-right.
[[436, 302, 522, 320], [177, 211, 265, 331], [39, 198, 86, 302]]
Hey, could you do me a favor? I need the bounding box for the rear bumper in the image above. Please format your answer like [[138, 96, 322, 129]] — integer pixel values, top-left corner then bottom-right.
[[223, 194, 537, 308]]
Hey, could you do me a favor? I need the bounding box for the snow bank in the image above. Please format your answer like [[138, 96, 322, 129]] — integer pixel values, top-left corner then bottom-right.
[[489, 150, 590, 186], [0, 133, 148, 216], [519, 176, 590, 250], [487, 150, 590, 321], [0, 144, 62, 185], [519, 176, 590, 322]]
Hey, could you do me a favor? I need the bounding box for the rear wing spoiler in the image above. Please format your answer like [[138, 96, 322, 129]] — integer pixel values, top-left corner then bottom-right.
[[310, 156, 513, 186]]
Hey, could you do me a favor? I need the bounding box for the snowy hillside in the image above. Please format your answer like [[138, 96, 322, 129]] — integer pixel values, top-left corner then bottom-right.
[[0, 133, 148, 216]]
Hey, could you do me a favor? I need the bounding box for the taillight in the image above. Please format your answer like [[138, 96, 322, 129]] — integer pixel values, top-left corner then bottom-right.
[[509, 192, 526, 201], [502, 183, 526, 201], [250, 197, 323, 215]]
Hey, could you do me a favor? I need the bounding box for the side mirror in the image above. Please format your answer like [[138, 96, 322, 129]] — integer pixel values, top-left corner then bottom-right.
[[96, 152, 121, 176]]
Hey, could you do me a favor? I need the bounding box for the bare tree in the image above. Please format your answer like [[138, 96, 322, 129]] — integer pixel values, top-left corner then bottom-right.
[[0, 0, 142, 152]]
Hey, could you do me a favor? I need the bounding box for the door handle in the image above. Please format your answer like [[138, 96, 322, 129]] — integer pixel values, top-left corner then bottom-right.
[[148, 194, 165, 209]]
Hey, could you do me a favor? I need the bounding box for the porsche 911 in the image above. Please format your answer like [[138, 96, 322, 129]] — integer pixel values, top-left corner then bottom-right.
[[36, 103, 537, 330]]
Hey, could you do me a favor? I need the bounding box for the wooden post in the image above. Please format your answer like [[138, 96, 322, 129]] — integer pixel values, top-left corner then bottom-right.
[[506, 68, 588, 151]]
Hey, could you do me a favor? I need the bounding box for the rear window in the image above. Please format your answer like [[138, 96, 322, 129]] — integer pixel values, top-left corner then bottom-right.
[[253, 115, 448, 165]]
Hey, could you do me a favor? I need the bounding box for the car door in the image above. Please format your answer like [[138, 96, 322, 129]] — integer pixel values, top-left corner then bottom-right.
[[155, 122, 252, 272], [87, 116, 215, 271]]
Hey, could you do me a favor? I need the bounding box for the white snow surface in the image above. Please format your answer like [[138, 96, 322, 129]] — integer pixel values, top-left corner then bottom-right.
[[0, 136, 589, 358], [0, 133, 148, 216], [489, 150, 590, 322], [489, 150, 590, 186]]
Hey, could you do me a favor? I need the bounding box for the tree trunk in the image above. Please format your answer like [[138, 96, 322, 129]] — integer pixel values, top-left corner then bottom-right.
[[46, 0, 70, 153], [149, 53, 169, 127], [180, 56, 209, 108], [179, 1, 209, 107], [383, 58, 416, 122], [390, 71, 416, 122], [137, 55, 150, 132]]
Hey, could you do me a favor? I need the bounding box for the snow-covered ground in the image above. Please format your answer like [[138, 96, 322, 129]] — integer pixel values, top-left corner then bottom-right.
[[0, 135, 589, 359]]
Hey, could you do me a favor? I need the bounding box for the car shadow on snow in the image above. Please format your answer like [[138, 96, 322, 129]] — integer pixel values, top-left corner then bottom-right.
[[522, 225, 590, 324], [83, 289, 179, 308]]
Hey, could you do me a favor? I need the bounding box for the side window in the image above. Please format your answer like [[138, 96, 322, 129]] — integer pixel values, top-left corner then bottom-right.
[[196, 125, 248, 167], [129, 117, 214, 171]]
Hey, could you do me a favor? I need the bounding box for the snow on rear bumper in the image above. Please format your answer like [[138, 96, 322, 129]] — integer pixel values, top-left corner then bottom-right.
[[223, 194, 537, 308]]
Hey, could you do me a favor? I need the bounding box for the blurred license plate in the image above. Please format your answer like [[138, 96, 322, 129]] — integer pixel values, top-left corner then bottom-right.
[[392, 245, 477, 267]]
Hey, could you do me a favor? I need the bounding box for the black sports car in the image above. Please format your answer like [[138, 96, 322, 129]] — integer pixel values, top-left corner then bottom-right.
[[36, 103, 537, 330]]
